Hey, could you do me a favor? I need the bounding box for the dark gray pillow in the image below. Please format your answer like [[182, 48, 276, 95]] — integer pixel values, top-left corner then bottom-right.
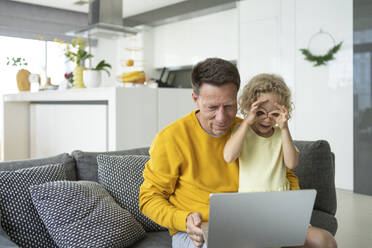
[[97, 154, 166, 232], [0, 164, 66, 248], [29, 180, 146, 248]]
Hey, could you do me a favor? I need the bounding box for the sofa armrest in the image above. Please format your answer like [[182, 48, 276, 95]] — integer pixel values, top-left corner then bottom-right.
[[310, 209, 338, 236], [293, 140, 337, 216]]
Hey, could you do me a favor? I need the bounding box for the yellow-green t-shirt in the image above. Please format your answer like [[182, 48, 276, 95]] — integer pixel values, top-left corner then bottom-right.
[[239, 126, 293, 192]]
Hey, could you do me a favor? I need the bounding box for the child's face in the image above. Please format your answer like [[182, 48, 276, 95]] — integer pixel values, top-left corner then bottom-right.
[[252, 93, 282, 136]]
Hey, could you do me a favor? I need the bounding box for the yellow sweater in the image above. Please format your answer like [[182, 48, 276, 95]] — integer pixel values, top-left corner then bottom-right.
[[139, 110, 299, 235]]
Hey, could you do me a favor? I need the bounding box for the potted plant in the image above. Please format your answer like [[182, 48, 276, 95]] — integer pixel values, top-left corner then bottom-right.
[[83, 60, 111, 88], [55, 37, 92, 88], [6, 57, 30, 91]]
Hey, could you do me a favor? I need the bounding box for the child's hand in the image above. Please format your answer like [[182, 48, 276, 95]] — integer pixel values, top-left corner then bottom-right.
[[244, 99, 268, 125], [269, 103, 289, 129]]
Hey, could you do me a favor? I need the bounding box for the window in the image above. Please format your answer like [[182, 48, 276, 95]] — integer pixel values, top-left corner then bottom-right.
[[0, 35, 69, 95]]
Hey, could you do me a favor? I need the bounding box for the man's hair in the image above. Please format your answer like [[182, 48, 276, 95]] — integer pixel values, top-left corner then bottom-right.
[[239, 73, 293, 118], [191, 58, 240, 95]]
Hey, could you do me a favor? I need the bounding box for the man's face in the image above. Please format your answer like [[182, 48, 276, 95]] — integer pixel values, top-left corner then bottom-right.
[[192, 83, 238, 137]]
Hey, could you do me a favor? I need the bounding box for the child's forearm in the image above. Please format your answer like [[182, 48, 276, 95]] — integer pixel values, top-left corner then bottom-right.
[[223, 121, 250, 163], [281, 127, 299, 169]]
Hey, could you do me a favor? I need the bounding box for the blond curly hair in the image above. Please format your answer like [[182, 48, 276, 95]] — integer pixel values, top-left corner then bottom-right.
[[239, 73, 293, 118]]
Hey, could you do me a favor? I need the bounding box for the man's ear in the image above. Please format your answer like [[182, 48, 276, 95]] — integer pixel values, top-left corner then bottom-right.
[[192, 92, 200, 108]]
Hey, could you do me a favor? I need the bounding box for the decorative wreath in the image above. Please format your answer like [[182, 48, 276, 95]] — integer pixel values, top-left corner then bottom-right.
[[299, 29, 342, 67]]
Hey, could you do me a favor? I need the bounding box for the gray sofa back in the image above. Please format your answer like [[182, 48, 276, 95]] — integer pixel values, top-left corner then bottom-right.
[[293, 140, 336, 215], [71, 147, 149, 182], [0, 153, 76, 181], [293, 140, 337, 235]]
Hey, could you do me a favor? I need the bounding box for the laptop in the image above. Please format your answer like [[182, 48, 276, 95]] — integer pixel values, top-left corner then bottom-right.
[[202, 189, 316, 248]]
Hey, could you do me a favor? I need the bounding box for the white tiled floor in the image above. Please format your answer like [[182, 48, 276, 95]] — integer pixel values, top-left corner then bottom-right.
[[335, 189, 372, 248]]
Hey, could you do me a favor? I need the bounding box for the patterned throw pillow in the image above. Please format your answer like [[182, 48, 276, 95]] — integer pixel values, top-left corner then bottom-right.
[[0, 164, 66, 248], [29, 181, 146, 248], [97, 154, 167, 232]]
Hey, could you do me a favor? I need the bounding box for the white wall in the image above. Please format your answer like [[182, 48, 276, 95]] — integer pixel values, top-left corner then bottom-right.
[[91, 39, 119, 87], [238, 0, 353, 190], [238, 0, 296, 91], [152, 9, 238, 68], [295, 0, 353, 190]]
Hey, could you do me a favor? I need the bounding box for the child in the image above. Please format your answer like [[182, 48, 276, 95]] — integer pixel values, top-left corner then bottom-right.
[[224, 73, 299, 192]]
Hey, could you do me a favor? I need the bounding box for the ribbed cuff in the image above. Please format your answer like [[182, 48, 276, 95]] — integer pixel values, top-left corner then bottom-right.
[[172, 210, 193, 232]]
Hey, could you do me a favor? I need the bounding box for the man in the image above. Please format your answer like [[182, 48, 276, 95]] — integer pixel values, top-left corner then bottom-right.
[[139, 58, 337, 248]]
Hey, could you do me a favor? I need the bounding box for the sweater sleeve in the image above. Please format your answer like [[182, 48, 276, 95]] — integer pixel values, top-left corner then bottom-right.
[[286, 168, 300, 190], [139, 131, 192, 232]]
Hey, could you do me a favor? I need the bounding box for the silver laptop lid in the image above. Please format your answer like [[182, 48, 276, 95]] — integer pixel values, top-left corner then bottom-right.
[[207, 189, 316, 248]]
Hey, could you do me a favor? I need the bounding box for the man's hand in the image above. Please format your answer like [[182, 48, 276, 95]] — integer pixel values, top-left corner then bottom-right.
[[186, 212, 204, 247], [244, 99, 268, 125], [270, 103, 289, 130]]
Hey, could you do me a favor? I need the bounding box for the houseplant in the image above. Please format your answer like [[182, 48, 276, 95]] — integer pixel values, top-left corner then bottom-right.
[[56, 37, 93, 88], [83, 60, 111, 88]]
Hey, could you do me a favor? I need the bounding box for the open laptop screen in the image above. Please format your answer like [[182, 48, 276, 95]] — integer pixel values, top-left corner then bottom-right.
[[206, 189, 316, 248]]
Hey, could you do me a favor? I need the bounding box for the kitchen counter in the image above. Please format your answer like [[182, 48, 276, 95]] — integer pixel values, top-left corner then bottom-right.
[[1, 87, 194, 161]]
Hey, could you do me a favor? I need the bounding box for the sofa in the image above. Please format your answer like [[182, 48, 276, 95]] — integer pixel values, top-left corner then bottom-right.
[[0, 140, 337, 248]]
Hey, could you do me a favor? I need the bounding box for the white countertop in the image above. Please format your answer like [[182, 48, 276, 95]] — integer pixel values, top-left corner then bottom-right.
[[2, 87, 193, 102], [2, 87, 158, 102]]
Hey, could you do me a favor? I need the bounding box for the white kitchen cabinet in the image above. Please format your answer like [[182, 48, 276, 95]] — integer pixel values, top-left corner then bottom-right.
[[29, 103, 108, 158], [153, 9, 238, 68], [1, 87, 194, 161]]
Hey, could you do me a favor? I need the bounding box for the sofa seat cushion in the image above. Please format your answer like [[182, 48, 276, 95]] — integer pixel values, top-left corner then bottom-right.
[[0, 212, 18, 248], [72, 147, 149, 182], [97, 154, 166, 232], [29, 180, 146, 248], [131, 231, 172, 248], [0, 164, 66, 248]]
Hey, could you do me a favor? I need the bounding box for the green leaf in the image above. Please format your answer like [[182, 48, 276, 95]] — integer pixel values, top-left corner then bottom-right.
[[94, 60, 111, 76]]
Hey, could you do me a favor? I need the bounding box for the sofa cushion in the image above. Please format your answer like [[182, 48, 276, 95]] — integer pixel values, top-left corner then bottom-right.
[[0, 164, 66, 248], [0, 153, 76, 181], [131, 231, 172, 248], [72, 147, 149, 182], [29, 180, 146, 248], [97, 154, 166, 232], [0, 212, 18, 248], [293, 140, 336, 216]]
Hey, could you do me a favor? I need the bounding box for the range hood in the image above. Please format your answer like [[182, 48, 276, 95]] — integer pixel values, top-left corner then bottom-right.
[[67, 0, 137, 39]]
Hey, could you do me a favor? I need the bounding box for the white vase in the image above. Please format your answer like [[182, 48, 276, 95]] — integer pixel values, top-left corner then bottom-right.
[[58, 79, 72, 91], [83, 70, 102, 88]]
